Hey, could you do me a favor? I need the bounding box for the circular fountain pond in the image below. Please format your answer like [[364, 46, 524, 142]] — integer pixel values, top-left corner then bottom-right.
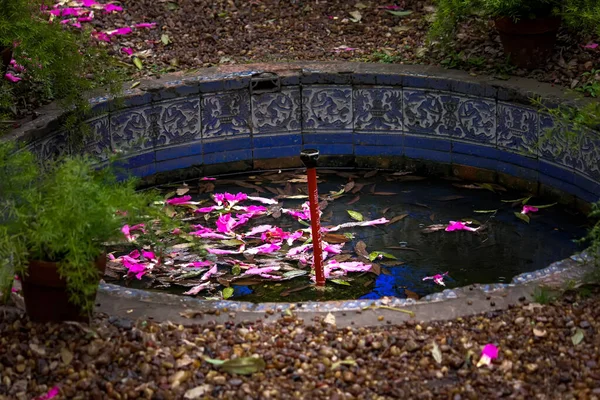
[[104, 169, 587, 303]]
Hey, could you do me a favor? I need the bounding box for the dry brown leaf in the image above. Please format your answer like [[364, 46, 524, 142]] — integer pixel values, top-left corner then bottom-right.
[[344, 181, 355, 193], [354, 241, 369, 258], [373, 192, 397, 196], [346, 195, 360, 205], [437, 195, 465, 201], [364, 170, 378, 178], [404, 289, 419, 300], [323, 233, 351, 244], [177, 186, 190, 196], [387, 213, 409, 225], [351, 183, 365, 194]]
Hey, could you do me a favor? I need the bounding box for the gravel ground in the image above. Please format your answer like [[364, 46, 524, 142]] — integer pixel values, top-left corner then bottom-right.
[[93, 0, 600, 89], [2, 287, 600, 399]]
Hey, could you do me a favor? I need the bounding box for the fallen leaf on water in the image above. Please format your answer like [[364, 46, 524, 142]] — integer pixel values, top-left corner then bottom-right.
[[354, 241, 369, 258], [431, 341, 442, 364], [177, 186, 189, 196], [364, 170, 378, 178], [331, 279, 351, 286], [405, 289, 419, 300], [351, 183, 365, 193], [368, 251, 397, 261], [204, 357, 266, 375], [373, 192, 397, 196], [346, 195, 360, 205], [331, 359, 357, 369], [437, 195, 465, 201], [323, 233, 350, 244], [387, 213, 408, 225], [514, 212, 530, 224], [382, 207, 391, 214], [422, 224, 447, 233], [347, 210, 364, 221], [344, 181, 355, 192], [324, 312, 336, 325], [429, 213, 436, 222], [572, 328, 585, 345], [474, 209, 498, 214], [222, 287, 234, 299], [280, 284, 312, 297]]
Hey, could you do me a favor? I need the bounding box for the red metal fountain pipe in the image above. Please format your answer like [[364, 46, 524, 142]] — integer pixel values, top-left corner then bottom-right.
[[300, 149, 325, 287]]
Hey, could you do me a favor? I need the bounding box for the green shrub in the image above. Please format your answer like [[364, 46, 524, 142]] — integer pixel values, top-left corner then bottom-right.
[[0, 141, 162, 314]]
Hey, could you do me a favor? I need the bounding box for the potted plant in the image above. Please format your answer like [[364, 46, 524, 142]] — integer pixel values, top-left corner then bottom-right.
[[0, 141, 159, 322], [430, 0, 600, 69]]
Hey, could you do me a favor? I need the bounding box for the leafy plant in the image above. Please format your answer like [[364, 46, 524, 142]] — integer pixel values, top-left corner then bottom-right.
[[532, 285, 558, 304], [0, 141, 162, 314], [577, 69, 600, 98], [369, 51, 403, 64], [0, 0, 122, 140]]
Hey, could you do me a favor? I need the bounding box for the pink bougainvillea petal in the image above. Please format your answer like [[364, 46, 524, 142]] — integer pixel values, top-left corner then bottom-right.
[[324, 217, 389, 232], [445, 221, 478, 232], [107, 26, 132, 36], [121, 47, 134, 56], [287, 243, 312, 257], [171, 228, 182, 235], [584, 43, 598, 49], [244, 266, 282, 279], [9, 59, 25, 72], [128, 249, 140, 259], [423, 271, 449, 286], [92, 31, 110, 42], [201, 264, 218, 281], [476, 344, 499, 367], [244, 243, 281, 255], [245, 224, 273, 237], [82, 0, 96, 6], [521, 205, 539, 215], [247, 195, 278, 205], [166, 195, 192, 205], [188, 261, 213, 268], [135, 22, 157, 29], [207, 248, 241, 255], [195, 205, 219, 213], [4, 73, 21, 83], [123, 259, 146, 280], [142, 251, 156, 260], [323, 243, 344, 255], [183, 282, 211, 295], [103, 4, 123, 13], [77, 16, 93, 22], [201, 177, 216, 181], [34, 386, 60, 400]]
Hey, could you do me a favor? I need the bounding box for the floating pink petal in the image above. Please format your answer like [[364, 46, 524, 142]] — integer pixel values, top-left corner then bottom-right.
[[244, 266, 282, 279], [77, 15, 94, 22], [123, 259, 146, 280], [142, 251, 156, 260], [183, 282, 211, 295], [107, 253, 116, 261], [130, 223, 146, 233], [247, 195, 278, 205], [245, 225, 273, 237], [188, 261, 213, 268], [71, 21, 82, 28], [476, 344, 499, 368], [287, 243, 312, 257], [521, 205, 539, 215], [135, 22, 157, 29], [201, 177, 216, 181], [325, 217, 389, 232], [286, 230, 304, 246], [224, 192, 248, 206], [213, 193, 226, 206], [195, 205, 220, 213], [584, 43, 599, 49], [108, 27, 132, 36], [423, 271, 449, 286], [216, 214, 235, 233], [201, 264, 218, 281], [4, 73, 21, 83], [192, 231, 232, 240], [445, 221, 478, 232], [323, 243, 344, 255], [103, 4, 123, 13], [337, 261, 372, 272], [171, 228, 182, 235], [166, 195, 192, 205], [34, 386, 60, 400], [245, 243, 281, 255], [121, 47, 134, 56], [121, 225, 132, 241], [207, 248, 241, 255], [234, 205, 267, 217]]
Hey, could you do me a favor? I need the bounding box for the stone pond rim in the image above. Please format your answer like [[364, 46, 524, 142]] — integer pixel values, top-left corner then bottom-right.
[[5, 62, 600, 325]]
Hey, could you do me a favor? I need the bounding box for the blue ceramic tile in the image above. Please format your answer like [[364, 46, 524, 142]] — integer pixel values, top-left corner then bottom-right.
[[300, 73, 352, 85], [204, 137, 252, 154], [253, 134, 301, 148], [403, 135, 451, 152], [114, 152, 155, 169], [452, 153, 497, 171], [355, 145, 403, 156], [303, 133, 354, 144], [354, 133, 403, 146], [450, 80, 497, 99], [496, 161, 538, 181], [403, 89, 495, 144], [354, 87, 403, 133], [375, 74, 403, 86], [452, 142, 501, 159], [539, 174, 579, 197], [155, 141, 202, 162], [33, 131, 71, 165], [302, 86, 353, 133], [497, 103, 538, 157], [302, 143, 353, 155], [404, 147, 451, 163], [115, 161, 156, 181], [539, 160, 575, 183], [574, 173, 600, 197], [204, 149, 252, 164], [254, 145, 302, 159], [201, 91, 251, 140], [155, 154, 203, 173], [82, 116, 111, 162], [251, 89, 301, 135], [155, 97, 201, 149], [575, 129, 600, 182], [496, 150, 539, 170], [538, 113, 579, 169], [351, 73, 377, 85], [110, 105, 157, 155]]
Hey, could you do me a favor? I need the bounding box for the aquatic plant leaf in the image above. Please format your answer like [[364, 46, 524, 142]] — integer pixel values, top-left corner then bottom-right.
[[232, 265, 241, 276], [347, 210, 364, 221], [386, 10, 412, 16], [501, 196, 531, 204], [368, 251, 397, 261], [474, 209, 497, 213], [572, 328, 585, 345], [431, 341, 442, 364], [331, 359, 357, 370], [205, 357, 266, 375], [514, 212, 530, 223], [331, 279, 351, 286], [222, 287, 234, 299], [531, 203, 557, 209]]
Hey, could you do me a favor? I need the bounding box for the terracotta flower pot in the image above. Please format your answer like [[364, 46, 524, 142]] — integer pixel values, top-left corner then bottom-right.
[[495, 16, 561, 69], [1, 46, 12, 76], [20, 254, 106, 323]]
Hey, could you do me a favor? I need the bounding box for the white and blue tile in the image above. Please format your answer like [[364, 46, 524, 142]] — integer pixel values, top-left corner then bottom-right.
[[155, 96, 201, 148], [576, 129, 600, 183], [82, 115, 112, 162], [353, 87, 403, 133], [110, 105, 157, 155], [302, 86, 353, 133], [497, 103, 538, 157], [33, 131, 71, 165], [201, 90, 251, 140], [252, 89, 301, 148]]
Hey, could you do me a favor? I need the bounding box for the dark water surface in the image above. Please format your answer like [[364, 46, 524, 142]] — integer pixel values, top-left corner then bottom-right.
[[121, 170, 588, 302]]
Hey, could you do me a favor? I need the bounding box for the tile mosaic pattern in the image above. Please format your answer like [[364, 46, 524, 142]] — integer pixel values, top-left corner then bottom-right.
[[155, 97, 201, 148], [302, 86, 353, 133], [34, 131, 71, 165], [110, 105, 157, 154], [252, 89, 301, 135], [497, 103, 538, 157], [538, 113, 579, 169], [201, 91, 251, 140], [403, 89, 495, 144], [576, 129, 600, 182], [82, 115, 112, 162], [354, 87, 403, 133]]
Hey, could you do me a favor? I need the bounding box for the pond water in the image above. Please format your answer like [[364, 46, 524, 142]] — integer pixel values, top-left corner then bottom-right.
[[106, 169, 587, 303]]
